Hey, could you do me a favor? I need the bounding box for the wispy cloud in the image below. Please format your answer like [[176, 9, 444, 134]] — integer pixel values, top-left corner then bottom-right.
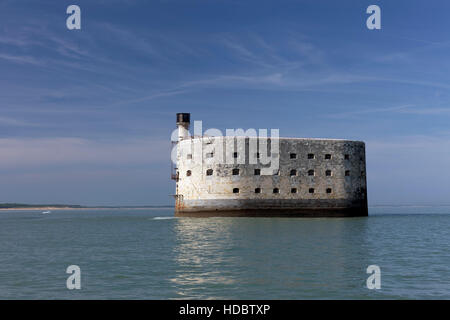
[[0, 116, 34, 126], [327, 104, 450, 118], [0, 137, 171, 169], [105, 72, 379, 107], [327, 104, 416, 118], [0, 53, 44, 65], [397, 107, 450, 115], [217, 33, 318, 71], [96, 23, 163, 59], [47, 35, 91, 60], [0, 34, 39, 47]]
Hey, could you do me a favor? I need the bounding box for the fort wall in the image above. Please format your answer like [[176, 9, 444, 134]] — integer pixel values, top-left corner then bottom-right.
[[174, 135, 368, 217]]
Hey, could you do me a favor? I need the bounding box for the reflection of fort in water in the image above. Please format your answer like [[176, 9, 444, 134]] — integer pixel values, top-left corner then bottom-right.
[[170, 217, 371, 299]]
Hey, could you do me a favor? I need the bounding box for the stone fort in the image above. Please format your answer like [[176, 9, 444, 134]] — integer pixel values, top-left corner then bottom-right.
[[173, 113, 368, 217]]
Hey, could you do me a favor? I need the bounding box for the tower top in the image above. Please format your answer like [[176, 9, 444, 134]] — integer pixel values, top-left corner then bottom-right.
[[176, 113, 190, 125]]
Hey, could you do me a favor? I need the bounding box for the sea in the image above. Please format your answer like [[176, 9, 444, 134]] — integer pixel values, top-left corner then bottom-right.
[[0, 206, 449, 299]]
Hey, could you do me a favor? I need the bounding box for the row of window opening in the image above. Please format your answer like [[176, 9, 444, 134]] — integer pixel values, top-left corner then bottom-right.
[[188, 153, 352, 160], [190, 169, 353, 177], [233, 187, 332, 194]]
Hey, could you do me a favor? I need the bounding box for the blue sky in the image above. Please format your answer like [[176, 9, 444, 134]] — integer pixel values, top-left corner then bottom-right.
[[1, 0, 450, 205]]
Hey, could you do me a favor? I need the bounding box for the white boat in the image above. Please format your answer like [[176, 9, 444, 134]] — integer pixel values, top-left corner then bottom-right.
[[42, 211, 51, 214]]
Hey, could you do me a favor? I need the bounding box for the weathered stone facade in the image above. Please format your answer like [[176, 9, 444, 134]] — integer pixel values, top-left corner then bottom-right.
[[173, 115, 368, 217]]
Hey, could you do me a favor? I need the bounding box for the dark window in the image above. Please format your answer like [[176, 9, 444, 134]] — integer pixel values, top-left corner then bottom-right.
[[345, 170, 350, 176], [254, 169, 261, 175], [206, 169, 213, 176], [325, 154, 332, 160], [232, 168, 239, 175], [186, 170, 192, 176], [291, 188, 297, 194], [233, 152, 238, 158], [233, 188, 239, 194], [273, 188, 280, 194], [325, 170, 332, 176], [309, 188, 315, 194], [206, 152, 214, 158], [290, 153, 297, 159], [187, 154, 192, 159], [345, 154, 350, 160], [308, 153, 315, 159], [255, 188, 261, 194], [308, 169, 315, 176], [326, 188, 332, 194], [256, 153, 260, 159], [290, 169, 297, 176], [361, 171, 365, 176]]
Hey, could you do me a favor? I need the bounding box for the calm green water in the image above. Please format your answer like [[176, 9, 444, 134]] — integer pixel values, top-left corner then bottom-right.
[[0, 207, 449, 299]]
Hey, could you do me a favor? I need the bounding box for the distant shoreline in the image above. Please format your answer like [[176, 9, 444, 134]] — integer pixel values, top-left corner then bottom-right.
[[1, 204, 449, 212], [0, 205, 174, 211]]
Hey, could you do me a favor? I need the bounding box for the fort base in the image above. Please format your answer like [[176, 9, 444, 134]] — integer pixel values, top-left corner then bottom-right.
[[175, 207, 368, 218]]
